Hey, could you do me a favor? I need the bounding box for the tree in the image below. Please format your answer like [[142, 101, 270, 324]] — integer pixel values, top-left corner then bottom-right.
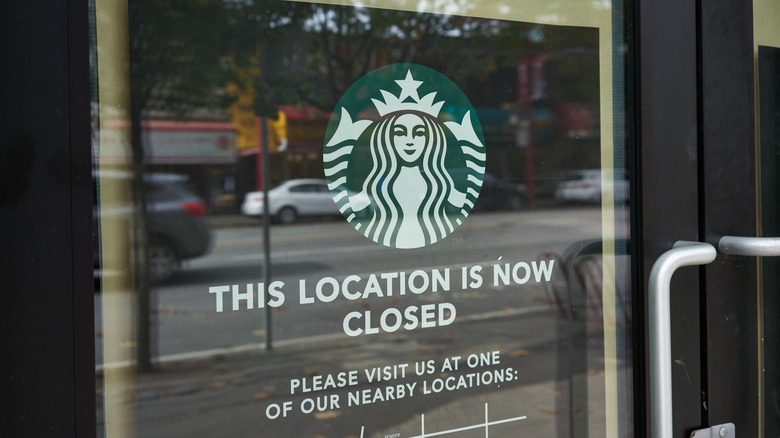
[[258, 5, 512, 113], [126, 0, 250, 370], [121, 0, 601, 368]]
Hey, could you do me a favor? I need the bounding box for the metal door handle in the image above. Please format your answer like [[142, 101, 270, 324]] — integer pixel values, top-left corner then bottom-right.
[[719, 236, 780, 256], [649, 236, 774, 437], [649, 241, 717, 438]]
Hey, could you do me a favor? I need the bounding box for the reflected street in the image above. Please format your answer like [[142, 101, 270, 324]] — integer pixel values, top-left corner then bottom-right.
[[96, 207, 619, 364], [95, 206, 628, 438]]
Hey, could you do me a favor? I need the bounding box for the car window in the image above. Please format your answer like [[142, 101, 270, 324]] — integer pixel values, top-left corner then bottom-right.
[[289, 184, 322, 193], [288, 184, 310, 193]]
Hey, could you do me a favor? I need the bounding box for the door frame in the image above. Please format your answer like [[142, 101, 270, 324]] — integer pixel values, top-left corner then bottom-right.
[[0, 0, 96, 436], [637, 0, 759, 436]]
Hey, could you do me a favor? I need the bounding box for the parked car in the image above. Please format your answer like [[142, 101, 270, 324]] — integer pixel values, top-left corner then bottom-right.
[[94, 171, 213, 283], [241, 178, 340, 224], [555, 169, 629, 204]]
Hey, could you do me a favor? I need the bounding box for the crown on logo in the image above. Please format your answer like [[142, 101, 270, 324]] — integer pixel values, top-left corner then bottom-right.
[[371, 70, 445, 118]]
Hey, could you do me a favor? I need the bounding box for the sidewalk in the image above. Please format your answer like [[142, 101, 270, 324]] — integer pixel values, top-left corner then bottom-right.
[[99, 332, 604, 438], [97, 307, 607, 438]]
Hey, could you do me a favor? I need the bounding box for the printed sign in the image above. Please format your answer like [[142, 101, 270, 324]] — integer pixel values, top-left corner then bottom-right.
[[324, 64, 486, 248]]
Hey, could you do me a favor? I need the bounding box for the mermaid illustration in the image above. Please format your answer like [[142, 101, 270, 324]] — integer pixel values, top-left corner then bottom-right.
[[324, 67, 486, 249]]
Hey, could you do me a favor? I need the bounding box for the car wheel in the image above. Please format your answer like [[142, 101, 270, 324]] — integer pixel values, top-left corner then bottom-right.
[[277, 206, 298, 225], [148, 242, 179, 283]]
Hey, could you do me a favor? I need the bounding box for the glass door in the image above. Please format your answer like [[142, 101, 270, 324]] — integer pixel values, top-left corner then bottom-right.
[[92, 0, 634, 437], [638, 0, 780, 436]]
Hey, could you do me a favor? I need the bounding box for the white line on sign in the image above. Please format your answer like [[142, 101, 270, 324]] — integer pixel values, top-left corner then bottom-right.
[[409, 403, 526, 438]]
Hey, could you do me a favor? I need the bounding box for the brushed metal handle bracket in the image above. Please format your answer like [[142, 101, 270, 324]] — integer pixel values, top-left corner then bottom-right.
[[690, 423, 735, 438]]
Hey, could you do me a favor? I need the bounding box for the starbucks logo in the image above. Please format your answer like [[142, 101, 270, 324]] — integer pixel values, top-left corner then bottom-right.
[[324, 64, 486, 249]]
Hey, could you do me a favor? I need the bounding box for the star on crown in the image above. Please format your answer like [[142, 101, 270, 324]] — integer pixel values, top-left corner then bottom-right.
[[371, 70, 445, 118]]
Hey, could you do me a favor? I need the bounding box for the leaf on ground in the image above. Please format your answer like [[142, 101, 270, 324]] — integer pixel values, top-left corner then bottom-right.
[[539, 405, 555, 415], [314, 410, 342, 420]]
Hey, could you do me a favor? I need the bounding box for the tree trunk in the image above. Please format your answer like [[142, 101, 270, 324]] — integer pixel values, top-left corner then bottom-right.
[[130, 98, 153, 373]]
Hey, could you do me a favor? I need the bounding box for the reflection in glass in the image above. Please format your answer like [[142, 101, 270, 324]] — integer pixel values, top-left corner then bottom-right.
[[93, 1, 631, 437]]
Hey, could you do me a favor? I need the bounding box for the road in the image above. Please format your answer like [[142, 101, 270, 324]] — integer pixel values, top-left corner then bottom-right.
[[94, 206, 620, 364]]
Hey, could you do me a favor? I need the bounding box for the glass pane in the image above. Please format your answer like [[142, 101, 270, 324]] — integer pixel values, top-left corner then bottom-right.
[[756, 1, 780, 435], [92, 1, 632, 437]]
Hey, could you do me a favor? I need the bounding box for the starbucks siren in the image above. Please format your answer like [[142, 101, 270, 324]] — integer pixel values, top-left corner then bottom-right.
[[324, 64, 486, 249]]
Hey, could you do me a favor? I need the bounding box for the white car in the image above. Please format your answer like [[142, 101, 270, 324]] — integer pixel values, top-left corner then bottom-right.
[[555, 169, 629, 204], [241, 179, 340, 224]]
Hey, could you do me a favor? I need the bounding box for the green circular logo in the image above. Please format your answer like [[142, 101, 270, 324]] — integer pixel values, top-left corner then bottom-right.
[[324, 63, 486, 249]]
